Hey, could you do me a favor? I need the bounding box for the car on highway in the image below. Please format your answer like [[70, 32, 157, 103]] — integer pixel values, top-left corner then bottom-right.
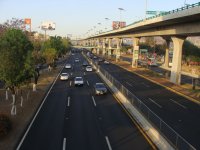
[[82, 61, 89, 66], [74, 77, 84, 86], [85, 65, 93, 72], [98, 58, 104, 62], [65, 64, 72, 69], [147, 58, 157, 66], [94, 83, 107, 95], [104, 60, 110, 64], [60, 73, 69, 80], [75, 58, 80, 62]]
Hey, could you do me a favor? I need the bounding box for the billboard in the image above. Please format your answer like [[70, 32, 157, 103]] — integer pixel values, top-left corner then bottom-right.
[[24, 18, 31, 25], [112, 21, 126, 30], [41, 21, 56, 30]]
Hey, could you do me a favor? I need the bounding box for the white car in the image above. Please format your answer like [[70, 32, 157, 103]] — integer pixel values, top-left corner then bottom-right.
[[65, 64, 72, 69], [86, 66, 93, 72], [104, 60, 110, 64], [75, 58, 79, 62], [74, 77, 84, 86], [60, 73, 69, 80]]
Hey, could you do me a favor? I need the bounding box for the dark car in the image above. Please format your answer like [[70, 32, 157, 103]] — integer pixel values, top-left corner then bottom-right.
[[94, 83, 107, 95], [98, 58, 104, 62], [82, 61, 89, 66]]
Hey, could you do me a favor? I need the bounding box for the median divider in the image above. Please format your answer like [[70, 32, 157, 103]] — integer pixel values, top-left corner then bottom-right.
[[83, 52, 195, 150]]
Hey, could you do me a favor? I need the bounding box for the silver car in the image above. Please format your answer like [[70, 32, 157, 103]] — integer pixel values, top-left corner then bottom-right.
[[60, 73, 69, 80], [94, 83, 107, 95]]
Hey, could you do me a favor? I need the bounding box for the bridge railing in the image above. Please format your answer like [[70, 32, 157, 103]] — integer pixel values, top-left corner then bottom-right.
[[85, 54, 196, 150], [101, 2, 200, 35]]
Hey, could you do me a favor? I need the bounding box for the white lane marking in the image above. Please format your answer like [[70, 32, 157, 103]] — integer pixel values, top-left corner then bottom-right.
[[148, 98, 162, 108], [67, 97, 70, 107], [142, 82, 150, 88], [87, 81, 89, 86], [126, 82, 132, 87], [105, 136, 112, 150], [170, 99, 187, 109], [70, 81, 72, 87], [92, 96, 96, 107], [16, 63, 65, 150], [63, 138, 66, 150]]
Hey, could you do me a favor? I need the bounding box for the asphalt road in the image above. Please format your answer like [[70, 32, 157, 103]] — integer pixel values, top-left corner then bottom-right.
[[17, 51, 153, 150], [97, 55, 200, 149], [120, 56, 200, 86]]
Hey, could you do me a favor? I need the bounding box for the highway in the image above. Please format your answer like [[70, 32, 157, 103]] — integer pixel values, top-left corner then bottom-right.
[[17, 50, 154, 150], [96, 54, 200, 149]]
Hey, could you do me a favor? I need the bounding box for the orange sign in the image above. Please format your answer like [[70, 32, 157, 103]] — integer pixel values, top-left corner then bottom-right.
[[24, 18, 31, 25]]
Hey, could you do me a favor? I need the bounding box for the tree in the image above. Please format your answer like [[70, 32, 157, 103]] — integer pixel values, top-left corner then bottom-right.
[[42, 48, 57, 70], [49, 36, 64, 56], [0, 29, 33, 115], [3, 18, 24, 30], [62, 37, 72, 54]]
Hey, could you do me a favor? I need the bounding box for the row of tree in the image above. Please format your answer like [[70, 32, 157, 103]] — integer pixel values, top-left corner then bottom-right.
[[0, 18, 71, 115]]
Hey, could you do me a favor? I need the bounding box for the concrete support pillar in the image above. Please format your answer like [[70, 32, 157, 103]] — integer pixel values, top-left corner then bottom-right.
[[116, 38, 121, 62], [132, 37, 140, 68], [163, 38, 171, 68], [102, 38, 106, 56], [97, 39, 100, 55], [108, 38, 112, 56], [170, 36, 185, 84]]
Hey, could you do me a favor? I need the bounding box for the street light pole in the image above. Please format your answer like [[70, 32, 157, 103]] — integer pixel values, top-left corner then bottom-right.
[[145, 0, 147, 20], [105, 18, 109, 31], [118, 8, 125, 24], [97, 23, 101, 34]]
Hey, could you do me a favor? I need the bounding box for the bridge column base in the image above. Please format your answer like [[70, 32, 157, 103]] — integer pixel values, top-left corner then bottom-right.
[[170, 36, 185, 84]]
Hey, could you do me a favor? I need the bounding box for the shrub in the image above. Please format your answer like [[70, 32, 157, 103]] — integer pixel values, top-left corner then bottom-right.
[[0, 114, 12, 138]]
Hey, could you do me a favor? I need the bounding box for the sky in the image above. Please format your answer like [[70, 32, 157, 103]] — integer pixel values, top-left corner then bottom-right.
[[0, 0, 200, 39]]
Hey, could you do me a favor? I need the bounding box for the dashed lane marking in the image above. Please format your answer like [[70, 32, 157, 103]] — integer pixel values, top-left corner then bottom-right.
[[63, 138, 66, 150], [170, 99, 187, 109], [67, 97, 70, 107], [105, 136, 112, 150], [126, 82, 133, 87], [92, 96, 96, 107], [148, 98, 162, 108]]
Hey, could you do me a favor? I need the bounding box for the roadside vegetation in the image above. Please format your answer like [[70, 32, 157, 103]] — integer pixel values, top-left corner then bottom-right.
[[0, 18, 71, 141]]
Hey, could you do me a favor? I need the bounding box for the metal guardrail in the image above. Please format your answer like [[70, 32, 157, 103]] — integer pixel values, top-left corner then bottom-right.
[[84, 53, 196, 150]]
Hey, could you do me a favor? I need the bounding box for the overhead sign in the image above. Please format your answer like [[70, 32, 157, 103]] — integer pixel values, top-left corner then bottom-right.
[[140, 49, 148, 53], [133, 50, 139, 60], [146, 11, 167, 15], [41, 21, 56, 30], [133, 46, 139, 60]]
